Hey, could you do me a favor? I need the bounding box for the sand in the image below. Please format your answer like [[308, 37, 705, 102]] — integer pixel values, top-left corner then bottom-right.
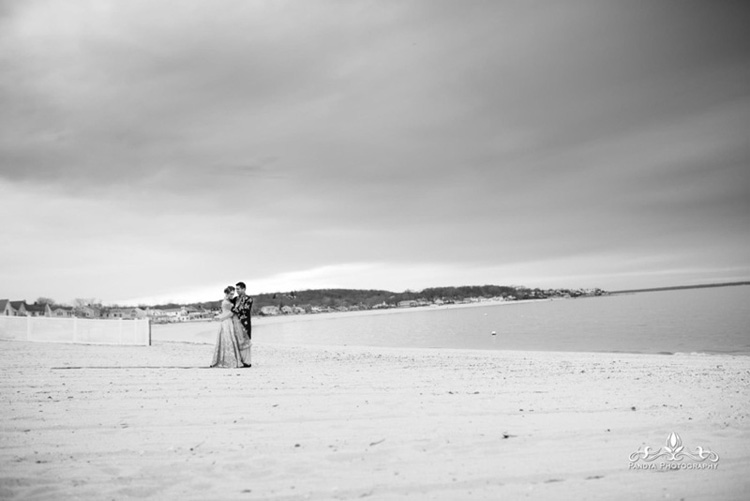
[[1, 340, 749, 500]]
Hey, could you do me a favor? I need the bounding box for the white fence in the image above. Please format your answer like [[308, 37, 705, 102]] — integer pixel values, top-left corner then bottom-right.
[[0, 316, 151, 346]]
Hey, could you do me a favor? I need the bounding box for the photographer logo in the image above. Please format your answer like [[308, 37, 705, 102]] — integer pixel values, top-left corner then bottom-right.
[[629, 432, 719, 470]]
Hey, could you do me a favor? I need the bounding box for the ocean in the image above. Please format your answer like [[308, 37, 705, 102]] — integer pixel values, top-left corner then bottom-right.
[[152, 285, 750, 355]]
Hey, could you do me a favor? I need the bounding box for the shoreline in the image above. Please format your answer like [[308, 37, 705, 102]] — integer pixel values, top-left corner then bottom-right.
[[152, 337, 750, 358], [149, 296, 557, 328], [1, 339, 748, 500], [255, 297, 557, 324]]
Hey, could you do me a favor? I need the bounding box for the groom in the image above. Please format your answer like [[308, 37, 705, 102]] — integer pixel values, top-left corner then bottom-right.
[[232, 281, 253, 341]]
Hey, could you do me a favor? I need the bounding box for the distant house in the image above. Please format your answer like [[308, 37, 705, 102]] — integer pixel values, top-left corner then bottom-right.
[[259, 306, 280, 316], [0, 299, 16, 316], [187, 308, 212, 320], [75, 305, 101, 318], [0, 301, 51, 317], [397, 300, 418, 308], [145, 309, 163, 322], [153, 307, 188, 322], [102, 307, 147, 320], [10, 301, 28, 316], [24, 303, 52, 317], [280, 305, 294, 315], [51, 305, 75, 318]]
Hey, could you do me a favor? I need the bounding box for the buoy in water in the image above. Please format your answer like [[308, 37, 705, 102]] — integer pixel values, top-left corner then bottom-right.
[[491, 331, 497, 336]]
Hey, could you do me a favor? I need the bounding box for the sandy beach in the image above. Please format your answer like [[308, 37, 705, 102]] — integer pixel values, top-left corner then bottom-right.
[[1, 340, 749, 500]]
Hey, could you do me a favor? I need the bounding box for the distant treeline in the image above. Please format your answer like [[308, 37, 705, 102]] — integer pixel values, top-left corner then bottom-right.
[[150, 285, 593, 313], [251, 285, 533, 311]]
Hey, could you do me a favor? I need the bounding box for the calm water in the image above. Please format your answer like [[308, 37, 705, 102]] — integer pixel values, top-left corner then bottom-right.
[[152, 286, 750, 355]]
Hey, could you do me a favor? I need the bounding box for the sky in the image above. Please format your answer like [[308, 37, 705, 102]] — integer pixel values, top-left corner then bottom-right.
[[1, 0, 748, 306]]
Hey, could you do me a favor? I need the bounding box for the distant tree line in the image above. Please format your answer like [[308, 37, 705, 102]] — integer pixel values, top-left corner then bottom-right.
[[175, 284, 595, 315], [31, 282, 748, 315], [418, 285, 523, 301], [253, 289, 396, 311], [29, 284, 606, 315]]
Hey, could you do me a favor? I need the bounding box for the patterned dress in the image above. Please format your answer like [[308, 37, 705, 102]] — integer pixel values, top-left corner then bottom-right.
[[210, 299, 252, 368]]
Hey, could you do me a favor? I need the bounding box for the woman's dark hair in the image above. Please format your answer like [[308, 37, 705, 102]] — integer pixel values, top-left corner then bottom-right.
[[224, 285, 235, 295]]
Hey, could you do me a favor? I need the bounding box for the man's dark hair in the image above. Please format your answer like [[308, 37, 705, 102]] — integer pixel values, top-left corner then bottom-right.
[[236, 282, 246, 289]]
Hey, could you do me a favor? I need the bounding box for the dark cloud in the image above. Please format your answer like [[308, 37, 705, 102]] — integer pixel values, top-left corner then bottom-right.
[[1, 0, 749, 302]]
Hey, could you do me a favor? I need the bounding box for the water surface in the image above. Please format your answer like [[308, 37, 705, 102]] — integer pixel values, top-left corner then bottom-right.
[[152, 286, 750, 355]]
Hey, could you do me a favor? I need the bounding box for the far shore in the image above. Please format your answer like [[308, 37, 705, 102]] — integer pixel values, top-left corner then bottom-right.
[[258, 296, 559, 325], [149, 297, 561, 345], [154, 296, 561, 328]]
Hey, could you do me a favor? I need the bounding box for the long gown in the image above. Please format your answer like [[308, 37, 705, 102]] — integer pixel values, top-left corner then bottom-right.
[[210, 299, 252, 368]]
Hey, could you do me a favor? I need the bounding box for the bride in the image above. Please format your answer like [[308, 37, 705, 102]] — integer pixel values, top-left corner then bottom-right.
[[210, 285, 252, 368]]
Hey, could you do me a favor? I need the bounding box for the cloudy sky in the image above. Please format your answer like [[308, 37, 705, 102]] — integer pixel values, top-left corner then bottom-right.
[[1, 0, 748, 305]]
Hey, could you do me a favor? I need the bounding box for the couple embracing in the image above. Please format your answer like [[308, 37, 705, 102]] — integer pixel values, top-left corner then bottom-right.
[[210, 281, 253, 368]]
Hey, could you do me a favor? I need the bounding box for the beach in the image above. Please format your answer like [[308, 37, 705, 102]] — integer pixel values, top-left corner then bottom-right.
[[1, 340, 749, 500]]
